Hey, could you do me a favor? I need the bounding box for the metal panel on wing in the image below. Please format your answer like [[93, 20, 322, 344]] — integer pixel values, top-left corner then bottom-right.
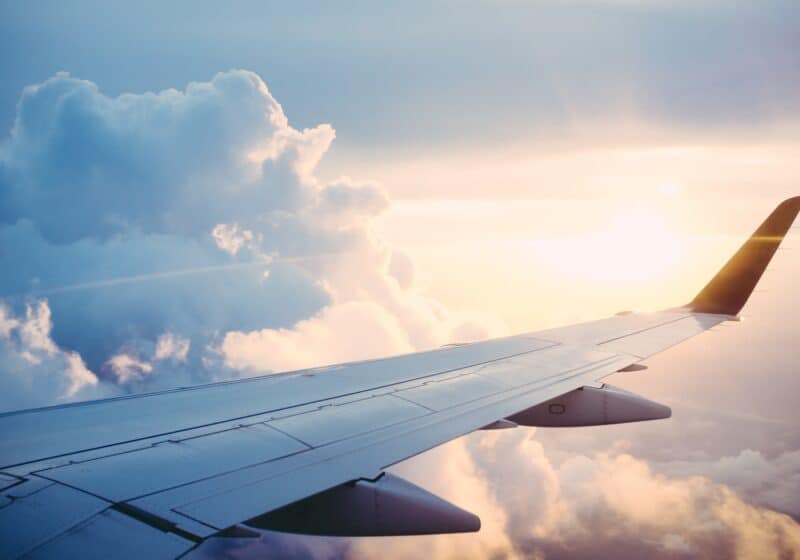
[[599, 314, 725, 357], [24, 509, 194, 560], [0, 482, 109, 560], [166, 349, 636, 530], [0, 335, 553, 470], [268, 395, 430, 447], [37, 424, 308, 502], [395, 373, 508, 411]]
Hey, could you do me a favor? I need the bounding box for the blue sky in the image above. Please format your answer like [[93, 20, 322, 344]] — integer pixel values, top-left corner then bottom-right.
[[2, 1, 799, 152], [2, 2, 800, 559]]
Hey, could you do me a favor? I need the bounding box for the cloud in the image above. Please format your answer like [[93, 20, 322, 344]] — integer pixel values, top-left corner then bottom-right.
[[106, 352, 154, 384], [0, 69, 505, 405], [659, 448, 800, 518], [218, 301, 414, 373], [1, 70, 310, 243], [0, 300, 107, 409], [15, 299, 58, 361], [217, 294, 506, 375], [154, 332, 190, 363], [211, 223, 257, 256], [457, 431, 800, 560]]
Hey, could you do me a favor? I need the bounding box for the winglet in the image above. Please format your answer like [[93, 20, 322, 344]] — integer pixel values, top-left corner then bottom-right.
[[690, 196, 800, 316]]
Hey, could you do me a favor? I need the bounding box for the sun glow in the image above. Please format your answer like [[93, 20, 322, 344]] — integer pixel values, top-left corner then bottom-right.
[[531, 204, 687, 285]]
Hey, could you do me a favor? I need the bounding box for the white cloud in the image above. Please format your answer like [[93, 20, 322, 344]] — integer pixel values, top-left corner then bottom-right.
[[382, 432, 800, 560], [0, 69, 507, 398], [495, 432, 800, 559], [219, 301, 414, 373], [0, 300, 102, 410], [17, 300, 58, 363], [217, 286, 508, 375], [154, 332, 191, 363], [660, 448, 800, 517], [106, 353, 154, 384], [306, 177, 389, 230], [211, 223, 256, 256], [63, 352, 99, 397], [1, 70, 326, 243], [0, 305, 20, 338]]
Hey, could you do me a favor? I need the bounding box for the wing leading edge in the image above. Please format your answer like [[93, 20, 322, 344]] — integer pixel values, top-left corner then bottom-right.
[[0, 197, 797, 559]]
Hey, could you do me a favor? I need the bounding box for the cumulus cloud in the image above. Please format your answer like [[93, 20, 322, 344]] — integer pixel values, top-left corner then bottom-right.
[[106, 352, 154, 384], [0, 300, 105, 409], [659, 448, 800, 518], [154, 332, 191, 363], [422, 431, 800, 560], [0, 69, 504, 406], [219, 301, 414, 373], [211, 223, 257, 256], [1, 70, 313, 243], [14, 300, 58, 362]]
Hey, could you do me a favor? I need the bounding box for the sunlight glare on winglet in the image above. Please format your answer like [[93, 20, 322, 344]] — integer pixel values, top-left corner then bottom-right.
[[689, 196, 800, 316]]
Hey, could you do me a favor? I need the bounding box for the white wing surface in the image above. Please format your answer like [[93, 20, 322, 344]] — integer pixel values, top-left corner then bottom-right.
[[1, 197, 798, 559]]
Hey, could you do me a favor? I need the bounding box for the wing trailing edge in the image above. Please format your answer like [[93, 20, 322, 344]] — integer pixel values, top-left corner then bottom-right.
[[690, 196, 800, 316]]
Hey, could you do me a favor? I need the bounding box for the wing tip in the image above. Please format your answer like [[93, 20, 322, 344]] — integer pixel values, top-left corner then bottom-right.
[[689, 196, 800, 316]]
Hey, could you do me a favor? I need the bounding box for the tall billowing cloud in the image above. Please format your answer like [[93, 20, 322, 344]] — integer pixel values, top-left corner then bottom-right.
[[0, 70, 503, 407]]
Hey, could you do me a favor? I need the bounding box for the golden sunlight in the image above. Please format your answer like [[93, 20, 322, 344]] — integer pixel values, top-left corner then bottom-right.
[[530, 203, 688, 285]]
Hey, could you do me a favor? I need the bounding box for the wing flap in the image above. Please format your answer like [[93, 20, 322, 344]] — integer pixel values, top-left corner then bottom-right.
[[35, 424, 309, 503], [138, 349, 636, 531], [24, 509, 195, 560], [0, 481, 108, 559]]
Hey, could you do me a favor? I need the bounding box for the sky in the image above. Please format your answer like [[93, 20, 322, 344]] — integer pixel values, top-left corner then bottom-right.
[[1, 1, 800, 559]]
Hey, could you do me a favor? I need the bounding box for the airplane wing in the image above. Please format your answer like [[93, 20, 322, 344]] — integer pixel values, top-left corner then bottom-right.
[[1, 197, 798, 559]]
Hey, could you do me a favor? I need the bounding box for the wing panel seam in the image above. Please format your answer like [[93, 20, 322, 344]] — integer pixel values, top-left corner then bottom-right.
[[596, 314, 691, 346], [4, 342, 560, 471], [169, 353, 628, 514]]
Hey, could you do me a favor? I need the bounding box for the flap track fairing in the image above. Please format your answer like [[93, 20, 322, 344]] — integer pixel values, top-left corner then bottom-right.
[[245, 473, 480, 537]]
